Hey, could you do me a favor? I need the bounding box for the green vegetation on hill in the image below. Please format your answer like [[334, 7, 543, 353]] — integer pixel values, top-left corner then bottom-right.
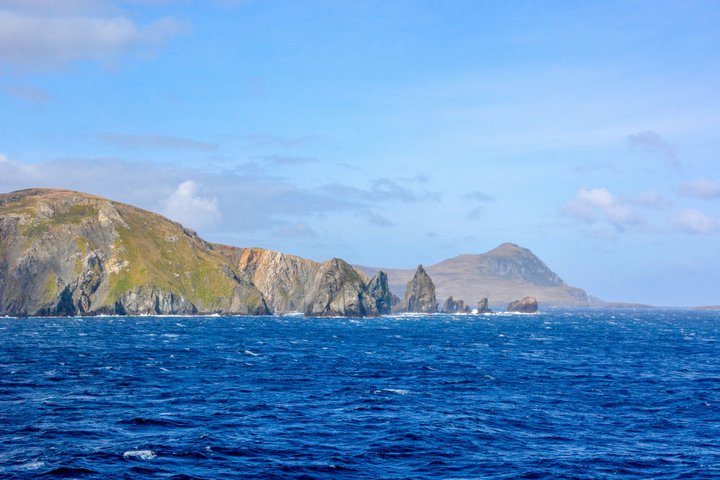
[[0, 188, 268, 316]]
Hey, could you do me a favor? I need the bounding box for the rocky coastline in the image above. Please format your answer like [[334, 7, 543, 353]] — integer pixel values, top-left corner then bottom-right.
[[1, 188, 547, 317]]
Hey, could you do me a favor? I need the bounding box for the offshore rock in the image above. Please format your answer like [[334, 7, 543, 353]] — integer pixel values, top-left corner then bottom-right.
[[0, 188, 270, 316], [443, 296, 469, 313], [367, 271, 392, 314], [302, 258, 378, 317], [477, 297, 492, 313], [507, 296, 538, 313], [401, 265, 437, 313]]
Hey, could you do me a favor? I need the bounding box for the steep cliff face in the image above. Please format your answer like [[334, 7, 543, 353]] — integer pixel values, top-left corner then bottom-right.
[[477, 297, 492, 313], [0, 189, 269, 316], [217, 246, 318, 313], [302, 259, 378, 317], [367, 271, 392, 314], [217, 245, 379, 317], [401, 265, 437, 313]]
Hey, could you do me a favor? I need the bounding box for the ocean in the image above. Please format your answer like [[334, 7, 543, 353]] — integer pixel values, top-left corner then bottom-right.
[[1, 310, 719, 479]]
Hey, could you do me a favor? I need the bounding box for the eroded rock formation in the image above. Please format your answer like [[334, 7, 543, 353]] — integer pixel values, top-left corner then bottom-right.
[[400, 265, 437, 313], [507, 296, 538, 313]]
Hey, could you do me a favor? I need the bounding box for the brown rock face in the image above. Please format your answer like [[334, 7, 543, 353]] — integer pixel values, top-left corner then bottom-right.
[[217, 246, 379, 317], [302, 259, 378, 317], [0, 188, 270, 316], [507, 296, 538, 313], [401, 265, 437, 313]]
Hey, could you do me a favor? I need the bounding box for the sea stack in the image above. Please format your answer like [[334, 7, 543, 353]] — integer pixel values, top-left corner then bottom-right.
[[477, 297, 492, 313], [401, 265, 438, 313], [507, 296, 538, 313], [367, 271, 393, 314], [443, 296, 469, 313]]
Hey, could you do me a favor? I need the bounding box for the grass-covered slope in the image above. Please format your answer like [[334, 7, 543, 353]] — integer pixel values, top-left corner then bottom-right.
[[0, 189, 268, 316]]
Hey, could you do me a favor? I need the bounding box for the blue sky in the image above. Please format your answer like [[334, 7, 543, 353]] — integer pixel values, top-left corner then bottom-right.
[[1, 0, 720, 306]]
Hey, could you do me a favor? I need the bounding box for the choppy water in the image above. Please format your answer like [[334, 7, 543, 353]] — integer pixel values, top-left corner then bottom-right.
[[1, 310, 719, 479]]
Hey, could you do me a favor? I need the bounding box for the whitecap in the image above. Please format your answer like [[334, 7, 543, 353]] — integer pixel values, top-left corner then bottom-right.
[[243, 350, 259, 356], [377, 388, 410, 395], [18, 461, 44, 470], [123, 450, 156, 460]]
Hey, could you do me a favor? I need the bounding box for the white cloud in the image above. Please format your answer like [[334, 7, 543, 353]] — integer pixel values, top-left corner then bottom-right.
[[563, 187, 642, 231], [0, 155, 360, 234], [672, 209, 719, 235], [0, 3, 182, 68], [160, 180, 221, 230], [679, 179, 720, 199]]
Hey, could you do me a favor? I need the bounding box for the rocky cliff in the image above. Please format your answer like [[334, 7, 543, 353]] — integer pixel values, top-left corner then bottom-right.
[[367, 271, 393, 314], [477, 297, 492, 313], [400, 265, 438, 313], [507, 296, 539, 313], [443, 296, 469, 313], [216, 245, 387, 317], [358, 243, 589, 307], [0, 189, 269, 316]]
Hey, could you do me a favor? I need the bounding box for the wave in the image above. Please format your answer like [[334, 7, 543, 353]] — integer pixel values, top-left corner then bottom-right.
[[123, 450, 156, 460]]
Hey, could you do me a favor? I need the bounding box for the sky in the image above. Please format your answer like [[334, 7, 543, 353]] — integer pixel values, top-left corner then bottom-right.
[[1, 0, 719, 306]]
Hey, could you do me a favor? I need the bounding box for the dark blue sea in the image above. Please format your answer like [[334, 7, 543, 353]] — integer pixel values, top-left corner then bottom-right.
[[1, 310, 719, 479]]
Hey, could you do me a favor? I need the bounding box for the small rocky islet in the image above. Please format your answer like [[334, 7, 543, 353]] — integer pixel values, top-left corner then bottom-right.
[[0, 188, 540, 317]]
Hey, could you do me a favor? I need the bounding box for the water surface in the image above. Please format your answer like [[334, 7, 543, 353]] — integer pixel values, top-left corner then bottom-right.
[[1, 310, 719, 478]]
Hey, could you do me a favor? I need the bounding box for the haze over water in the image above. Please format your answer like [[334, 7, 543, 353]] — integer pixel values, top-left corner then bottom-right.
[[2, 310, 719, 479]]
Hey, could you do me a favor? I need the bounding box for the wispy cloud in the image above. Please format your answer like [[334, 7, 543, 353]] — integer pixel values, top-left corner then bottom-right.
[[0, 2, 182, 68], [321, 178, 440, 204], [253, 155, 318, 166], [1, 83, 51, 103], [678, 179, 720, 199], [463, 190, 495, 202], [630, 191, 669, 209], [99, 132, 218, 151], [356, 210, 394, 228], [240, 134, 316, 149], [273, 221, 317, 238], [463, 190, 495, 220], [0, 154, 357, 233], [672, 209, 719, 235], [627, 130, 679, 168], [563, 187, 643, 231]]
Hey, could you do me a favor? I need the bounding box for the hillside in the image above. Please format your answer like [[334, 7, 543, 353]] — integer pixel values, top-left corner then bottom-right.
[[357, 243, 589, 308], [0, 188, 269, 315]]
